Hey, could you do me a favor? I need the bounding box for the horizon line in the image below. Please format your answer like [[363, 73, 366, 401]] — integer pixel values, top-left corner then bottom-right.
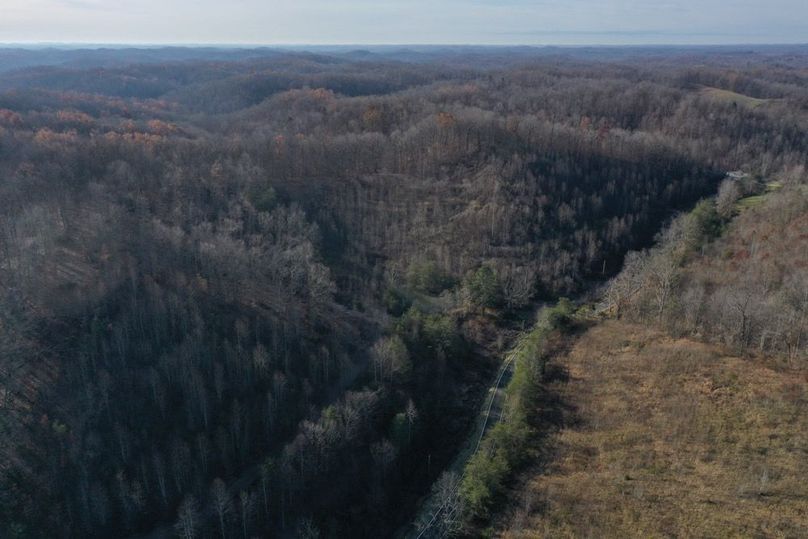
[[1, 42, 807, 49]]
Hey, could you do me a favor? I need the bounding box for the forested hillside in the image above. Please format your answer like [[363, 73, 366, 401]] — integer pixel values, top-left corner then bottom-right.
[[606, 176, 807, 358], [0, 46, 806, 538]]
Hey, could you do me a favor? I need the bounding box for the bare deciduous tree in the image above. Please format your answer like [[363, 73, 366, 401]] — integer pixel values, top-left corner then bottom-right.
[[210, 478, 231, 539], [175, 495, 200, 539]]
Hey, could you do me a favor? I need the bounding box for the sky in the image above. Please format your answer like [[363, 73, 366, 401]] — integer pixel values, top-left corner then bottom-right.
[[1, 0, 806, 46]]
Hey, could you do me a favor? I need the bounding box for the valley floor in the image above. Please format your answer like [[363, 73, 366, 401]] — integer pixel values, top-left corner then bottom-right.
[[493, 320, 808, 538]]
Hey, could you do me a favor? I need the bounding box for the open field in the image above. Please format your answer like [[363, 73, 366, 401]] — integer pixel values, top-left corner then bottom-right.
[[735, 181, 785, 211], [496, 320, 808, 538], [735, 193, 767, 210], [699, 86, 775, 108]]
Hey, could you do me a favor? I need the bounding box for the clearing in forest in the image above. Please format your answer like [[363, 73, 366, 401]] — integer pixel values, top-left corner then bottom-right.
[[495, 320, 808, 538], [699, 86, 774, 108]]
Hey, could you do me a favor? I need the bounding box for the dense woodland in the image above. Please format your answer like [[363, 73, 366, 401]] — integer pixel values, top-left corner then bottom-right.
[[0, 46, 806, 538]]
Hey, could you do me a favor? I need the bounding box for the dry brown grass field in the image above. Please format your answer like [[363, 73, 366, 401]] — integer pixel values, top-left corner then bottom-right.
[[699, 86, 775, 108], [496, 320, 808, 539]]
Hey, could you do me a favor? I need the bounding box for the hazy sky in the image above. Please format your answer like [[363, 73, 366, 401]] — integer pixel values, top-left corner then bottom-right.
[[1, 0, 806, 45]]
